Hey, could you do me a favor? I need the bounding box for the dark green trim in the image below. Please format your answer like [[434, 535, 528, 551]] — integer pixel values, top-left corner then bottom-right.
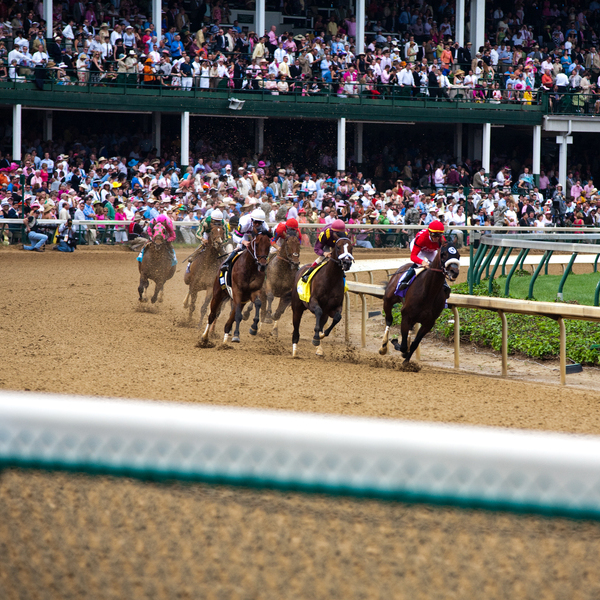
[[2, 457, 599, 521], [0, 83, 545, 125], [528, 250, 551, 299]]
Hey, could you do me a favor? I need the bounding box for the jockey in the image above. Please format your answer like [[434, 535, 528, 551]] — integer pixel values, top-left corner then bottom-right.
[[397, 219, 446, 291], [140, 214, 177, 265], [301, 219, 347, 283], [187, 208, 230, 263], [221, 208, 270, 270], [271, 217, 300, 252]]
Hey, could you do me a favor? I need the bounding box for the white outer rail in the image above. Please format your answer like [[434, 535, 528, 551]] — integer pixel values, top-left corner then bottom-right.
[[2, 391, 600, 518]]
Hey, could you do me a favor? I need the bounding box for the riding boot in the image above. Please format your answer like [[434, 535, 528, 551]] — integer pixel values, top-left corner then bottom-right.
[[221, 249, 238, 271], [397, 267, 416, 291], [301, 262, 318, 283]]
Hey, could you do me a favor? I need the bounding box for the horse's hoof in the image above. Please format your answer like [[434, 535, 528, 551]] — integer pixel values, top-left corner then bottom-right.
[[151, 298, 157, 304], [249, 327, 257, 336], [379, 345, 388, 356], [312, 338, 320, 347], [401, 352, 410, 359], [271, 328, 278, 338], [319, 332, 326, 340], [315, 346, 324, 357], [232, 336, 241, 343], [139, 298, 147, 303], [242, 311, 251, 321], [223, 334, 229, 343], [391, 340, 402, 352], [292, 343, 298, 358], [264, 316, 273, 324]]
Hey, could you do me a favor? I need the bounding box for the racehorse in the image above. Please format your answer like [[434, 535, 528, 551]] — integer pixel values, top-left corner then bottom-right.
[[290, 237, 354, 358], [242, 230, 301, 336], [379, 241, 460, 363], [200, 231, 271, 343], [182, 223, 225, 324], [138, 222, 176, 303]]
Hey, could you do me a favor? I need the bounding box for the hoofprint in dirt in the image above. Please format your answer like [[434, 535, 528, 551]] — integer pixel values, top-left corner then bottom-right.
[[2, 247, 600, 434]]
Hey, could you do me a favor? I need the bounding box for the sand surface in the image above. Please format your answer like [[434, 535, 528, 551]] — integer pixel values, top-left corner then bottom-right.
[[1, 246, 600, 599]]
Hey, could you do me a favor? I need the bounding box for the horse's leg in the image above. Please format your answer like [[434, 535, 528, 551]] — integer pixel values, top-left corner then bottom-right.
[[291, 302, 305, 358], [311, 304, 324, 348], [403, 319, 433, 364], [379, 295, 397, 355], [397, 314, 413, 358], [199, 290, 211, 327], [264, 291, 274, 323], [201, 283, 223, 341], [249, 295, 261, 336], [188, 289, 198, 320], [321, 305, 343, 339], [271, 292, 292, 337], [150, 280, 163, 304], [231, 300, 245, 343], [242, 302, 253, 321], [158, 287, 165, 303], [138, 274, 148, 302]]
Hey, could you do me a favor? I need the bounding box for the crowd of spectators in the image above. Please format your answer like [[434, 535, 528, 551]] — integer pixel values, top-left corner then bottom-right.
[[3, 1, 600, 109], [1, 134, 599, 252]]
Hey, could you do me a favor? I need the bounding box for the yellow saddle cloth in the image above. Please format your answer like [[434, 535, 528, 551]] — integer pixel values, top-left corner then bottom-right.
[[296, 261, 349, 303]]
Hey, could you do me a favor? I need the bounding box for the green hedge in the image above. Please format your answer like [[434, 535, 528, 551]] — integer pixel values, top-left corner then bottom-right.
[[394, 280, 600, 365]]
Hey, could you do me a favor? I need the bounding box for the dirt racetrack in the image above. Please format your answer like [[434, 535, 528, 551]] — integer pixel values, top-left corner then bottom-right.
[[2, 246, 600, 600]]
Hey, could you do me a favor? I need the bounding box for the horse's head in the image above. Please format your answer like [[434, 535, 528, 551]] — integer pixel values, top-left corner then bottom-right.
[[283, 229, 301, 270], [151, 223, 167, 246], [253, 232, 271, 272], [439, 242, 461, 282], [333, 237, 354, 272], [209, 223, 225, 249]]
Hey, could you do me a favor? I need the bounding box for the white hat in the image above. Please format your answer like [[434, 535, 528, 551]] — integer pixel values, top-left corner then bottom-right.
[[211, 209, 223, 220], [250, 208, 266, 221]]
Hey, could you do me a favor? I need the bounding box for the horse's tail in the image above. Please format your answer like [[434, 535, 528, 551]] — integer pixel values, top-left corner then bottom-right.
[[183, 292, 190, 308]]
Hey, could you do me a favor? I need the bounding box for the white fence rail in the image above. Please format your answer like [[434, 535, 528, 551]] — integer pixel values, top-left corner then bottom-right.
[[2, 391, 600, 518]]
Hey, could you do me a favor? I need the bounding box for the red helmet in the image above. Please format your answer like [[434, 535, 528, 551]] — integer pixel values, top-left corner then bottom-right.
[[331, 219, 346, 232], [286, 218, 299, 230], [428, 220, 445, 234]]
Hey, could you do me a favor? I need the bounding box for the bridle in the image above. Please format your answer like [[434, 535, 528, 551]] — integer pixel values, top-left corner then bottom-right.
[[429, 245, 460, 279], [330, 236, 354, 270], [277, 232, 300, 269], [248, 232, 270, 268]]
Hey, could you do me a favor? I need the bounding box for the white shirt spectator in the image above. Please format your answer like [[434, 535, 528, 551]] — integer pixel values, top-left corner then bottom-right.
[[32, 50, 49, 65], [556, 72, 569, 87]]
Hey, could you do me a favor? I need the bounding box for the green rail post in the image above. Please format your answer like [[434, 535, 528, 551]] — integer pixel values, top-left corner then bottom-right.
[[544, 251, 551, 274], [485, 246, 499, 279], [471, 244, 488, 287], [557, 253, 577, 301], [594, 254, 600, 273], [501, 247, 513, 277], [595, 279, 600, 306], [505, 248, 526, 297], [468, 235, 475, 294], [518, 248, 530, 271], [476, 246, 497, 285], [488, 247, 506, 295], [528, 251, 550, 299]]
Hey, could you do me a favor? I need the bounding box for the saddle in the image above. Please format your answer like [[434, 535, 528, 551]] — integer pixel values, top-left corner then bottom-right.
[[296, 260, 348, 304], [394, 265, 426, 298], [219, 251, 243, 297]]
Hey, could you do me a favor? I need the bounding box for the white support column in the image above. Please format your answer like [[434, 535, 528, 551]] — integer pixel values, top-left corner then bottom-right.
[[153, 0, 162, 41], [470, 0, 485, 53], [256, 0, 266, 37], [44, 0, 53, 39], [532, 124, 542, 181], [481, 122, 491, 173], [181, 111, 190, 168], [356, 0, 366, 55], [355, 122, 363, 164], [13, 104, 22, 162], [255, 118, 264, 154], [43, 110, 53, 142], [557, 134, 573, 191], [455, 0, 465, 48], [454, 123, 463, 163], [153, 112, 162, 155], [337, 118, 346, 171]]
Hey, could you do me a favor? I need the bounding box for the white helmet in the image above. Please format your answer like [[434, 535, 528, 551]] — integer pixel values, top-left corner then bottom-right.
[[251, 208, 266, 222], [211, 209, 223, 220]]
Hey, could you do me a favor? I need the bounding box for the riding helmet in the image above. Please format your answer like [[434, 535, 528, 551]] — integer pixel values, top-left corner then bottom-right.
[[428, 220, 445, 233], [251, 208, 266, 222], [286, 218, 299, 230], [331, 219, 346, 231], [211, 209, 224, 220]]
